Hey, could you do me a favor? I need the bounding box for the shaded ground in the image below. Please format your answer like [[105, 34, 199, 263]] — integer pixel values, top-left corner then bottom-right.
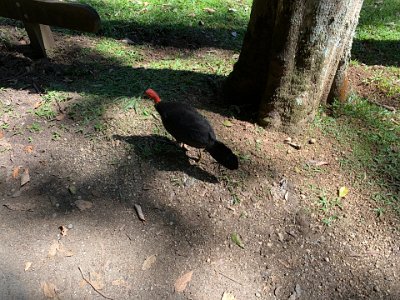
[[1, 24, 400, 300]]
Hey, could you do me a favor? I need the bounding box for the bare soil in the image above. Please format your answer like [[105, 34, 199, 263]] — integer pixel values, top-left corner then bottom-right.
[[1, 25, 399, 300]]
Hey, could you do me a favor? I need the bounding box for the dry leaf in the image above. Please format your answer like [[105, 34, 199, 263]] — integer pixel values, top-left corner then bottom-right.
[[174, 271, 193, 293], [142, 255, 157, 270], [55, 113, 65, 121], [0, 131, 4, 139], [20, 168, 30, 186], [24, 145, 34, 153], [338, 186, 349, 198], [222, 120, 233, 127], [34, 101, 43, 109], [3, 202, 34, 212], [68, 185, 77, 195], [59, 248, 74, 257], [25, 262, 32, 271], [48, 241, 60, 257], [307, 160, 329, 166], [41, 281, 57, 298], [79, 279, 87, 288], [222, 291, 236, 300], [89, 271, 104, 290], [74, 200, 93, 211], [12, 166, 20, 179], [134, 204, 146, 221], [112, 278, 128, 287], [203, 7, 216, 13]]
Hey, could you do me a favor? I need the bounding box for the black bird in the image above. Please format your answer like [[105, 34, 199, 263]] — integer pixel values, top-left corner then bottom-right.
[[145, 88, 238, 170]]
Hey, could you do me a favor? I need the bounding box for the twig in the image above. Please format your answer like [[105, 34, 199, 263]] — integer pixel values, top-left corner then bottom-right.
[[367, 99, 396, 112], [78, 267, 114, 300], [215, 269, 243, 286]]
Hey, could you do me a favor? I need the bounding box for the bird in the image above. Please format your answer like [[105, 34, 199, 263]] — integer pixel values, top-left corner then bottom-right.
[[144, 88, 239, 170]]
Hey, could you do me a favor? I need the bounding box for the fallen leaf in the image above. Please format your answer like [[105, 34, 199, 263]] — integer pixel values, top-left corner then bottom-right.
[[59, 225, 68, 236], [3, 202, 34, 212], [223, 120, 233, 127], [41, 281, 57, 298], [203, 7, 216, 13], [89, 271, 104, 290], [307, 160, 329, 166], [338, 186, 349, 198], [20, 168, 30, 186], [68, 185, 77, 195], [0, 131, 3, 139], [112, 278, 128, 286], [24, 262, 32, 271], [34, 101, 43, 109], [174, 271, 193, 293], [134, 203, 146, 221], [59, 247, 74, 257], [121, 37, 134, 45], [24, 145, 34, 153], [231, 233, 244, 249], [142, 255, 157, 270], [55, 113, 65, 121], [12, 166, 20, 179], [79, 279, 87, 288], [222, 291, 236, 300], [48, 241, 60, 257], [74, 200, 93, 211]]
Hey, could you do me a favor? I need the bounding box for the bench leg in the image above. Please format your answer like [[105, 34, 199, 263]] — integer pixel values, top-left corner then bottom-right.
[[24, 22, 55, 57]]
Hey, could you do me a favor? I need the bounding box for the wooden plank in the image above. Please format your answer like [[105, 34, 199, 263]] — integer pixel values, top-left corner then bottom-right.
[[0, 0, 101, 33], [24, 22, 55, 56]]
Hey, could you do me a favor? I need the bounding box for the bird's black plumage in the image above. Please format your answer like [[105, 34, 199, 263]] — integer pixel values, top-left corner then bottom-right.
[[146, 89, 239, 170]]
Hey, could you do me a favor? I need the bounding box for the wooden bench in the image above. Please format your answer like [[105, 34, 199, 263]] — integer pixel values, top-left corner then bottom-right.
[[0, 0, 101, 57]]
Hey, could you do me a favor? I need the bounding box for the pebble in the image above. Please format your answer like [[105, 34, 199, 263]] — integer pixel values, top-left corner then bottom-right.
[[295, 284, 302, 296], [67, 224, 73, 229], [255, 292, 261, 298], [309, 138, 317, 144]]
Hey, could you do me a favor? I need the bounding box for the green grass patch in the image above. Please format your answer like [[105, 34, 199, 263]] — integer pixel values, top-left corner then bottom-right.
[[79, 0, 251, 50], [353, 0, 400, 65], [314, 97, 400, 215]]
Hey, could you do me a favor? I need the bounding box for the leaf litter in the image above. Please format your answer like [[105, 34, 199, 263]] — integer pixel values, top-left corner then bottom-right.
[[174, 271, 193, 293]]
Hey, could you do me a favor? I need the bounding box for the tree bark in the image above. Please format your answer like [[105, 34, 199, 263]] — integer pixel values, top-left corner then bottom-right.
[[223, 0, 363, 132]]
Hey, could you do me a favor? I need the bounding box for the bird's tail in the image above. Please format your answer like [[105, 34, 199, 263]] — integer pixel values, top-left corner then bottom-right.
[[206, 140, 239, 170]]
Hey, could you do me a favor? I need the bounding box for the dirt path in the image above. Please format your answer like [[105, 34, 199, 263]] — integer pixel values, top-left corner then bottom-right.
[[1, 27, 399, 300]]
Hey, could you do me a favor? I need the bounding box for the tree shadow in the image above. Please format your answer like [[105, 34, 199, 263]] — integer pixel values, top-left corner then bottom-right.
[[0, 38, 241, 119], [352, 39, 400, 67], [113, 134, 219, 184]]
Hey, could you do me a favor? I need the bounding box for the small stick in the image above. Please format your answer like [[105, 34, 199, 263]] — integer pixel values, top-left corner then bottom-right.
[[215, 269, 243, 286], [78, 267, 114, 300]]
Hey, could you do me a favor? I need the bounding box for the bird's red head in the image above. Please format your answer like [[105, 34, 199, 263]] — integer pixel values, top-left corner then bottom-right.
[[145, 88, 161, 104]]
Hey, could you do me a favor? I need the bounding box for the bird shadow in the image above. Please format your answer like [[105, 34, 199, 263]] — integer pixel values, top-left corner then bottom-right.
[[113, 134, 219, 184]]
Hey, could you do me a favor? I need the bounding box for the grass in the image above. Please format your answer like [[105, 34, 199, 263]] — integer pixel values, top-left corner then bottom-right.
[[79, 0, 251, 50], [314, 97, 400, 216], [353, 0, 400, 65]]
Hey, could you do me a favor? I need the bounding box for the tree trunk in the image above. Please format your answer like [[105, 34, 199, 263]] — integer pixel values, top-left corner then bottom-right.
[[223, 0, 363, 132]]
